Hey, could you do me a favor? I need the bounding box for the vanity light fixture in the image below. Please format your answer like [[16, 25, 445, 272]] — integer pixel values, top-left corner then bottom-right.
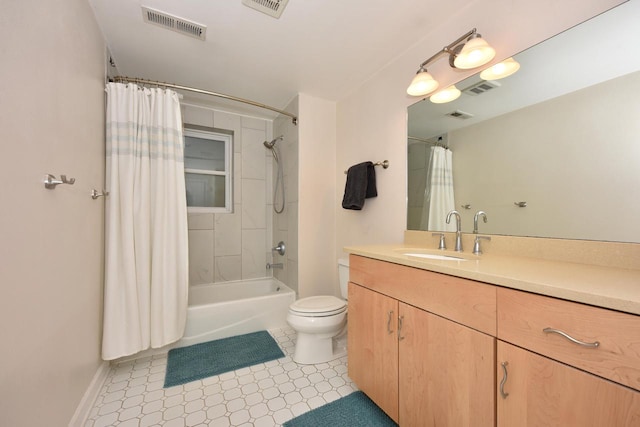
[[407, 67, 439, 96], [453, 34, 496, 69], [407, 28, 496, 97], [430, 85, 461, 104], [480, 57, 521, 80]]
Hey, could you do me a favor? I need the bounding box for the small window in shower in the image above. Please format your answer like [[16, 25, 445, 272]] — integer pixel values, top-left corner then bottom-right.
[[183, 125, 233, 213]]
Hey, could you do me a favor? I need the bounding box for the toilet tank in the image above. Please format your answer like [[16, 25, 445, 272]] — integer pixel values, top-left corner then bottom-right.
[[338, 258, 350, 299]]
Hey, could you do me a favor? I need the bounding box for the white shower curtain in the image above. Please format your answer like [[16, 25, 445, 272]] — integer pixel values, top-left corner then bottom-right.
[[102, 83, 189, 361], [420, 146, 456, 232]]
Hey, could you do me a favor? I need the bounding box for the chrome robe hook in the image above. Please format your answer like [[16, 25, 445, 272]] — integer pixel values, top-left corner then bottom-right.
[[44, 174, 75, 189]]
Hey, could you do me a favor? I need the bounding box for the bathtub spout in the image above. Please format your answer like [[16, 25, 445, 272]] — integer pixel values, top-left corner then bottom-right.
[[266, 263, 283, 269]]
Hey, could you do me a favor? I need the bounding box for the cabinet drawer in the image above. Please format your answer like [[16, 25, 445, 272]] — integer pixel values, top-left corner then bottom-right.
[[350, 255, 496, 336], [498, 287, 640, 391]]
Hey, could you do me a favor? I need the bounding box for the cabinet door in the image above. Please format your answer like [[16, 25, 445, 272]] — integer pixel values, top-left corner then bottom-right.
[[348, 282, 399, 422], [399, 303, 495, 427], [497, 341, 640, 427]]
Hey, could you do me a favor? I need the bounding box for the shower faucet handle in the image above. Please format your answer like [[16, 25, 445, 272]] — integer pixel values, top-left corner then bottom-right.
[[271, 241, 286, 256]]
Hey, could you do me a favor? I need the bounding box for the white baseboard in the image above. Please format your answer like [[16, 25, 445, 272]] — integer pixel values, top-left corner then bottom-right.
[[68, 361, 111, 427]]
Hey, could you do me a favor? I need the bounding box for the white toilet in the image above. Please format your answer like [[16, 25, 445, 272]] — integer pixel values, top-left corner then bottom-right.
[[286, 258, 350, 364]]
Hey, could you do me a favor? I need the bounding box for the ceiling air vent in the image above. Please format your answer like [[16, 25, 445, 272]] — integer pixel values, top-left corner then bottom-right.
[[242, 0, 290, 19], [462, 80, 501, 96], [141, 6, 207, 41], [446, 110, 474, 120]]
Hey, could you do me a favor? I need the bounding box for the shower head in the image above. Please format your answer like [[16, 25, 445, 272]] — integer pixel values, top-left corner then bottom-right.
[[263, 136, 283, 149]]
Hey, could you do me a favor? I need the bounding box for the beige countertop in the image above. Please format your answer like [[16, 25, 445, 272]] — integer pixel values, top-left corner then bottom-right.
[[344, 244, 640, 316]]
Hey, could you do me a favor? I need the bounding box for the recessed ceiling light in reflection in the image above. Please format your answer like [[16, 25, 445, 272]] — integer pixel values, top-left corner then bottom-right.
[[430, 85, 461, 104], [480, 57, 521, 80]]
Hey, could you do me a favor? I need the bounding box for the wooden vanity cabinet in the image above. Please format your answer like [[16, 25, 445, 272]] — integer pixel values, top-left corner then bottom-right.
[[347, 254, 640, 426], [399, 302, 495, 427], [496, 288, 640, 426], [497, 341, 640, 426], [497, 287, 640, 391], [347, 281, 399, 422], [348, 255, 496, 426]]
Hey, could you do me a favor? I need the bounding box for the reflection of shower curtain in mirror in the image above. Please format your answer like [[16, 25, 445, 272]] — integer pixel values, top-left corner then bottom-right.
[[102, 83, 189, 360], [420, 146, 456, 231]]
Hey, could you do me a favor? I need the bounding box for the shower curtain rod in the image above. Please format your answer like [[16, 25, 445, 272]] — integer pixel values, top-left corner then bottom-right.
[[111, 76, 298, 125], [408, 135, 448, 148]]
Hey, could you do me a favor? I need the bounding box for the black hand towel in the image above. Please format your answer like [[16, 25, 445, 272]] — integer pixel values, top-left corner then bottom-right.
[[342, 161, 377, 210]]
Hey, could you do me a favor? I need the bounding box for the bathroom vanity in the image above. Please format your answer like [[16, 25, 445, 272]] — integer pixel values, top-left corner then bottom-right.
[[345, 239, 640, 426]]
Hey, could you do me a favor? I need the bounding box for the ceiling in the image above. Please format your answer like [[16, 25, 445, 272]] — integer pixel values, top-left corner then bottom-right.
[[88, 0, 465, 116]]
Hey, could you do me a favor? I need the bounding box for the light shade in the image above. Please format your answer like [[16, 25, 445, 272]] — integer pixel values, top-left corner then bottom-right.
[[480, 57, 521, 80], [407, 69, 439, 96], [453, 35, 496, 69], [430, 85, 461, 104]]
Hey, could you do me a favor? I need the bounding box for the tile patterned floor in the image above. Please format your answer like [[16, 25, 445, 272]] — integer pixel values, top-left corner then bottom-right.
[[85, 327, 357, 427]]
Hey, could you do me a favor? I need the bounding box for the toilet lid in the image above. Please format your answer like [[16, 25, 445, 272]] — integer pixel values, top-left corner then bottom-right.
[[290, 296, 347, 316]]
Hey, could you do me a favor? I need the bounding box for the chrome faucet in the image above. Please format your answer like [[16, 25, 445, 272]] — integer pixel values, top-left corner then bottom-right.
[[473, 211, 488, 234], [446, 210, 463, 252]]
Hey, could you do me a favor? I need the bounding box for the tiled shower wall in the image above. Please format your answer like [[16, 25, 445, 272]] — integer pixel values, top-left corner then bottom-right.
[[271, 98, 300, 295], [182, 103, 273, 285]]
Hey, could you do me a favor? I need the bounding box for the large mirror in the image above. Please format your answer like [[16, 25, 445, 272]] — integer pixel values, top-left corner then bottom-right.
[[407, 1, 640, 243]]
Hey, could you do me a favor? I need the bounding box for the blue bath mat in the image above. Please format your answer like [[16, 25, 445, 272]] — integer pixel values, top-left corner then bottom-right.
[[164, 330, 284, 388], [283, 391, 398, 427]]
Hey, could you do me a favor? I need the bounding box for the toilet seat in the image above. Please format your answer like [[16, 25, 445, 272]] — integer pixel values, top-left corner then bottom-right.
[[289, 296, 347, 317]]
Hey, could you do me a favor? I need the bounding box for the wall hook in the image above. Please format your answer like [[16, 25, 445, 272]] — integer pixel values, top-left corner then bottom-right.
[[91, 189, 110, 200], [44, 174, 75, 189], [514, 201, 527, 207]]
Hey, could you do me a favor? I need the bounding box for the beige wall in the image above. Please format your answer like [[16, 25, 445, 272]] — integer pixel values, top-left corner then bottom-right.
[[335, 0, 625, 257], [298, 94, 338, 297], [0, 0, 106, 425], [450, 70, 640, 242]]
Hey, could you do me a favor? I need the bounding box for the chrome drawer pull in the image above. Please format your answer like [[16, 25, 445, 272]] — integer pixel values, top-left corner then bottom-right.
[[543, 327, 600, 348], [387, 311, 394, 335], [398, 315, 405, 341], [499, 362, 509, 399]]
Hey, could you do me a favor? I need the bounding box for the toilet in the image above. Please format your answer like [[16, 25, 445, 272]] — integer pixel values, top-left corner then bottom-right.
[[286, 258, 350, 364]]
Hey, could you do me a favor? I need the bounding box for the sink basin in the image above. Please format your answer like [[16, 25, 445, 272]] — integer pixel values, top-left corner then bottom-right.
[[403, 253, 467, 261], [392, 247, 473, 261]]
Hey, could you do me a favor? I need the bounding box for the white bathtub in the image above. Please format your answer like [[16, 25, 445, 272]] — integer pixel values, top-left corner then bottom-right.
[[174, 277, 296, 348]]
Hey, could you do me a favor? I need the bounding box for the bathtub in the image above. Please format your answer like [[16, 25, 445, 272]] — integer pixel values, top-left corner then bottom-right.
[[174, 277, 296, 348]]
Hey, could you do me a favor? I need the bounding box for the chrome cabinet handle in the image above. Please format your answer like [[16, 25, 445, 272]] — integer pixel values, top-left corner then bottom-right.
[[387, 311, 394, 335], [543, 327, 600, 348], [398, 315, 405, 341], [499, 362, 509, 399]]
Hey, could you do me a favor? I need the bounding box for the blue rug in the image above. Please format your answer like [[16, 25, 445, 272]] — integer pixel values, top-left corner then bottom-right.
[[283, 391, 398, 427], [164, 330, 284, 388]]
